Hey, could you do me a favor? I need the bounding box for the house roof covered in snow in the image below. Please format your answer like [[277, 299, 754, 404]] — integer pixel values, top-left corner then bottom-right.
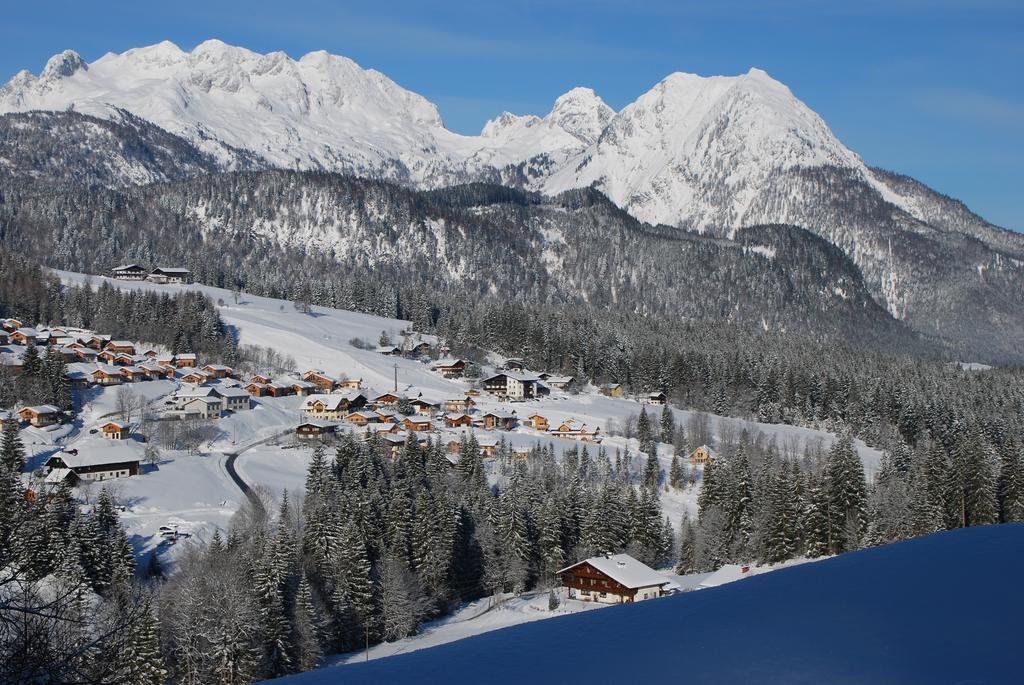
[[558, 553, 670, 589]]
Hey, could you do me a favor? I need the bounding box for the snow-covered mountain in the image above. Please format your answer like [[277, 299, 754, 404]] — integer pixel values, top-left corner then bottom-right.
[[2, 40, 1023, 357], [0, 40, 899, 221]]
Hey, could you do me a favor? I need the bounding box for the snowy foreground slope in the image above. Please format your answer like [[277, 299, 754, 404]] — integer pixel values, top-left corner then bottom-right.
[[273, 525, 1024, 685]]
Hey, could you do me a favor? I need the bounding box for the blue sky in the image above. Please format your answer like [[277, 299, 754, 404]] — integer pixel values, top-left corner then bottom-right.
[[2, 0, 1021, 230]]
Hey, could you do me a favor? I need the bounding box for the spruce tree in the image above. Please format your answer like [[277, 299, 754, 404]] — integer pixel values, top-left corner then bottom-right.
[[0, 420, 25, 472], [997, 443, 1024, 523], [659, 407, 675, 444]]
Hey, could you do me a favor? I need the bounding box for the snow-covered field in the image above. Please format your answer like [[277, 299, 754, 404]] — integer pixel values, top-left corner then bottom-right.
[[52, 270, 884, 570]]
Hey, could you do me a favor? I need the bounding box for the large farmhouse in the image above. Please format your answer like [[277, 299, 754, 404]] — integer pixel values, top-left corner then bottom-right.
[[46, 448, 141, 482], [558, 553, 671, 604], [482, 372, 539, 400]]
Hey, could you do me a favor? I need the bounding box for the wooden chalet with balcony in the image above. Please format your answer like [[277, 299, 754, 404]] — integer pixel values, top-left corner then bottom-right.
[[303, 369, 337, 391], [688, 445, 717, 466], [18, 405, 62, 427], [296, 420, 338, 442], [558, 553, 671, 604]]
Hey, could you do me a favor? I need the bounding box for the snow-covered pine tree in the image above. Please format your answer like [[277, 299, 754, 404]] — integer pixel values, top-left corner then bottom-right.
[[0, 420, 25, 472]]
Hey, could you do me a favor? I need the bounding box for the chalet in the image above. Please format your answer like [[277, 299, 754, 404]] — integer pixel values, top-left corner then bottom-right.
[[503, 358, 526, 372], [202, 364, 234, 379], [85, 335, 111, 350], [373, 392, 402, 406], [97, 350, 118, 364], [444, 413, 474, 428], [380, 433, 410, 458], [119, 366, 146, 383], [180, 369, 210, 385], [375, 408, 401, 423], [410, 398, 439, 416], [10, 328, 39, 346], [482, 372, 538, 400], [646, 391, 667, 405], [100, 421, 129, 440], [480, 410, 516, 431], [526, 413, 549, 431], [245, 382, 269, 397], [550, 419, 601, 442], [364, 423, 400, 437], [181, 397, 221, 420], [111, 264, 147, 281], [250, 373, 272, 386], [302, 395, 351, 421], [404, 341, 432, 358], [513, 448, 531, 460], [541, 375, 576, 391], [558, 554, 671, 604], [91, 363, 124, 386], [444, 397, 476, 413], [147, 267, 190, 284], [141, 348, 159, 358], [688, 445, 717, 466], [65, 368, 91, 388], [47, 451, 140, 481], [19, 405, 62, 427], [338, 377, 363, 390], [402, 416, 433, 432], [155, 354, 175, 367], [75, 348, 99, 363], [478, 436, 499, 458], [600, 383, 624, 398], [174, 353, 197, 368], [345, 410, 378, 426], [1, 318, 23, 332], [296, 420, 338, 442], [105, 340, 136, 355], [376, 345, 402, 356], [291, 380, 318, 396], [55, 346, 79, 362], [302, 370, 337, 391], [218, 387, 252, 413], [0, 410, 15, 426], [431, 358, 466, 378], [138, 361, 169, 380], [445, 439, 462, 454], [266, 382, 296, 397]]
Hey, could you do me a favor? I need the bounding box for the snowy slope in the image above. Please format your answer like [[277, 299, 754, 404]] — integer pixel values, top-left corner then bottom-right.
[[271, 525, 1024, 684]]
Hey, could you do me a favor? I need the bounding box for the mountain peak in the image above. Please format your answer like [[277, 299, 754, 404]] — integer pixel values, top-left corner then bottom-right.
[[548, 86, 614, 145], [40, 50, 87, 81]]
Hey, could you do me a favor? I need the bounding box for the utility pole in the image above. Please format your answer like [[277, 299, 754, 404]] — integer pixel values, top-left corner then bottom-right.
[[394, 363, 398, 393]]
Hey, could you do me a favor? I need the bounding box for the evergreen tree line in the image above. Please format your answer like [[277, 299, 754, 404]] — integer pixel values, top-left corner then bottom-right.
[[659, 422, 1024, 574], [0, 422, 165, 684], [0, 341, 72, 411], [157, 432, 673, 683]]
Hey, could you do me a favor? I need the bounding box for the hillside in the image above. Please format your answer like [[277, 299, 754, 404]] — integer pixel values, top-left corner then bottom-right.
[[272, 525, 1024, 685], [1, 173, 921, 354]]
